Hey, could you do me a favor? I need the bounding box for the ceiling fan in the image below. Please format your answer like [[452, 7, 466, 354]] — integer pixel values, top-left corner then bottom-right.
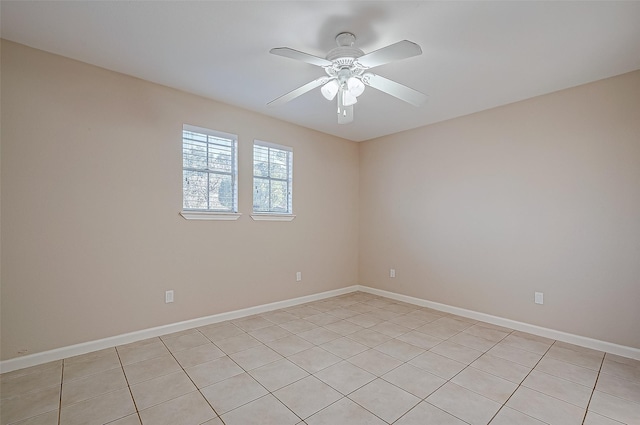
[[268, 32, 428, 124]]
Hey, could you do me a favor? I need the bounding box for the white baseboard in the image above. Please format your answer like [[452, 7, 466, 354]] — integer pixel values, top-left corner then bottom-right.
[[3, 283, 638, 373], [0, 285, 359, 373], [357, 285, 640, 361]]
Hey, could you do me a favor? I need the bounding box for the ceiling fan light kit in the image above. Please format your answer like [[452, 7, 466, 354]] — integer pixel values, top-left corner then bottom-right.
[[269, 32, 428, 124]]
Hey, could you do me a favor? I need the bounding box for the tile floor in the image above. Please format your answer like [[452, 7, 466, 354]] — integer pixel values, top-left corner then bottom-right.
[[1, 291, 639, 425]]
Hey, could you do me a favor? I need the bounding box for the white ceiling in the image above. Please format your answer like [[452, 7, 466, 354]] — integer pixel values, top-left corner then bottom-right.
[[2, 1, 639, 142]]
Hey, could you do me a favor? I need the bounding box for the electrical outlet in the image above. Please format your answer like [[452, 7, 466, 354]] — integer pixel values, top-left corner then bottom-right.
[[390, 268, 396, 278], [165, 290, 174, 303], [535, 292, 544, 305], [296, 272, 302, 282]]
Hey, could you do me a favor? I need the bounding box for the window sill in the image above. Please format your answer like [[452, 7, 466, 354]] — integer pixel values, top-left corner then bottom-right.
[[180, 211, 242, 221], [251, 214, 296, 222]]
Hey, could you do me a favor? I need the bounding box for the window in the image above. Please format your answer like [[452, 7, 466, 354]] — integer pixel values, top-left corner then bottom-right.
[[182, 125, 238, 215], [253, 141, 293, 216]]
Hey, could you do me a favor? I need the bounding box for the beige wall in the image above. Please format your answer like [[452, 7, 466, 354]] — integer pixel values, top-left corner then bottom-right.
[[360, 70, 640, 349], [2, 39, 639, 362], [0, 40, 359, 360]]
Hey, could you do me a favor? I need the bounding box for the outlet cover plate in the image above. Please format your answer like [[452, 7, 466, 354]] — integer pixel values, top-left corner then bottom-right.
[[535, 292, 543, 305]]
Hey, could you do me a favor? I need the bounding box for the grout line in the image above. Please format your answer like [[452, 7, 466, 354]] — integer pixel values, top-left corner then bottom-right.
[[57, 361, 64, 425], [581, 352, 605, 425], [114, 345, 143, 425]]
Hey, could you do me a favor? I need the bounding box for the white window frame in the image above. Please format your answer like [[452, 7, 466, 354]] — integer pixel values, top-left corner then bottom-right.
[[251, 140, 295, 221], [180, 124, 241, 221]]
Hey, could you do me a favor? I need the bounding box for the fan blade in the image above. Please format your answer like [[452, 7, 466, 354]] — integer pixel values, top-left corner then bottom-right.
[[357, 40, 422, 68], [268, 77, 328, 107], [362, 73, 427, 107], [270, 47, 332, 67], [338, 105, 354, 124]]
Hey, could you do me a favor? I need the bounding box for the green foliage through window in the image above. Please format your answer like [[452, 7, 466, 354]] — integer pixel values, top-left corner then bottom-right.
[[253, 142, 293, 214], [183, 125, 237, 212]]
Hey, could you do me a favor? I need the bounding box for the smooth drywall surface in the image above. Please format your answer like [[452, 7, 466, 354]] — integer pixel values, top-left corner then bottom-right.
[[359, 70, 640, 349], [0, 40, 359, 360]]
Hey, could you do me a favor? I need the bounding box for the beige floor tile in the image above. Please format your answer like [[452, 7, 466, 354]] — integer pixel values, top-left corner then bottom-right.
[[314, 361, 375, 395], [248, 324, 292, 343], [229, 344, 283, 371], [278, 319, 317, 334], [160, 328, 199, 340], [1, 365, 62, 398], [214, 333, 262, 354], [382, 363, 446, 398], [200, 372, 268, 415], [552, 340, 603, 356], [185, 356, 243, 388], [522, 369, 592, 408], [368, 321, 410, 338], [588, 390, 640, 424], [605, 353, 640, 369], [326, 308, 360, 320], [346, 329, 392, 348], [388, 314, 428, 330], [198, 322, 244, 342], [171, 342, 225, 368], [232, 316, 274, 332], [349, 378, 420, 423], [448, 332, 496, 352], [265, 334, 314, 357], [138, 391, 216, 425], [601, 358, 640, 383], [470, 354, 531, 383], [260, 310, 299, 324], [64, 348, 115, 365], [451, 366, 518, 403], [462, 325, 509, 343], [221, 394, 300, 425], [305, 397, 386, 425], [347, 349, 403, 376], [546, 345, 604, 370], [535, 355, 598, 387], [345, 313, 383, 328], [122, 354, 180, 385], [583, 410, 626, 425], [408, 351, 466, 380], [287, 306, 323, 318], [59, 387, 135, 425], [297, 327, 341, 345], [473, 322, 513, 333], [404, 309, 443, 322], [287, 347, 342, 374], [415, 322, 463, 339], [373, 339, 425, 362], [249, 358, 308, 391], [1, 361, 62, 382], [487, 342, 542, 368], [394, 401, 467, 425], [501, 334, 551, 355], [320, 337, 368, 359], [10, 410, 59, 425], [304, 313, 341, 326], [367, 309, 399, 321], [200, 417, 224, 425], [161, 331, 210, 353], [62, 366, 127, 406], [489, 406, 547, 425], [322, 320, 363, 336], [506, 386, 585, 425], [107, 414, 141, 425], [426, 382, 501, 425], [597, 371, 640, 403], [130, 370, 195, 410], [430, 341, 483, 364], [395, 330, 443, 350], [431, 317, 473, 331], [273, 375, 342, 419], [116, 340, 168, 366], [63, 350, 122, 382], [0, 386, 60, 425]]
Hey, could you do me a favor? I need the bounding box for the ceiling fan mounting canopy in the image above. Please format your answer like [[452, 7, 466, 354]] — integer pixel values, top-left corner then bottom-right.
[[268, 32, 427, 124]]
